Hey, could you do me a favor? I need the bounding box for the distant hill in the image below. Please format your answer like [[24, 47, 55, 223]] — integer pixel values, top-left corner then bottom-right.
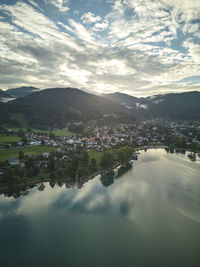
[[104, 91, 200, 120], [6, 86, 40, 98], [1, 87, 199, 129], [12, 87, 127, 112], [103, 92, 138, 109], [0, 89, 11, 98], [0, 89, 15, 103], [4, 88, 132, 128], [143, 91, 200, 120]]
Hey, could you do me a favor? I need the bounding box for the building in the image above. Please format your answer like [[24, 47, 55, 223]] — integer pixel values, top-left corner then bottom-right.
[[8, 157, 20, 165]]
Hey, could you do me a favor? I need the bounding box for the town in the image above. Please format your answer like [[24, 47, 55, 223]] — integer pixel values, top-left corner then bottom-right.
[[1, 119, 200, 151], [0, 119, 200, 191]]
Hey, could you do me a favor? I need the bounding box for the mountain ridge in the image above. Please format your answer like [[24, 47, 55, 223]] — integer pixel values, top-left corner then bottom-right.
[[103, 91, 200, 120], [6, 86, 40, 98], [2, 87, 132, 129], [0, 89, 11, 98], [1, 87, 199, 129]]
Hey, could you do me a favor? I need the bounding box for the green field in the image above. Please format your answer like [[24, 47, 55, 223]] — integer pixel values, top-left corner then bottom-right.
[[0, 146, 56, 162], [52, 128, 75, 136], [0, 135, 21, 145], [89, 150, 103, 167], [9, 127, 49, 134], [9, 127, 75, 136]]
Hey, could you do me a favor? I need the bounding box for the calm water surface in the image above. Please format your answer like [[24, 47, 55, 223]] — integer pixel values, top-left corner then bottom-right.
[[0, 149, 200, 267]]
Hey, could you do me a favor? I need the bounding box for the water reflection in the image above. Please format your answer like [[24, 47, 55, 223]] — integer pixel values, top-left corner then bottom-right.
[[0, 163, 133, 198], [0, 149, 200, 267], [100, 163, 133, 187], [100, 171, 115, 187]]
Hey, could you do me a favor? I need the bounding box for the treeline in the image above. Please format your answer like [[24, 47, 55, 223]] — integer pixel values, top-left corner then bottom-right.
[[100, 146, 133, 170], [0, 146, 134, 188]]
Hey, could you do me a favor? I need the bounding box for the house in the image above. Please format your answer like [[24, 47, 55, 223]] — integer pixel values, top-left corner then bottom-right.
[[57, 148, 65, 154], [62, 155, 71, 161], [66, 139, 74, 145], [8, 157, 19, 165], [17, 141, 24, 146], [20, 162, 25, 167], [42, 152, 50, 159], [37, 161, 49, 168]]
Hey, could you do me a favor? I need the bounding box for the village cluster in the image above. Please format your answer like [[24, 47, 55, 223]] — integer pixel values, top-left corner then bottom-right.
[[1, 119, 200, 166], [6, 120, 200, 147]]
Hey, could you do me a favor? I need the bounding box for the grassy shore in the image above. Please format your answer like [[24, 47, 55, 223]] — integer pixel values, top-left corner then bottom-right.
[[0, 145, 56, 161], [0, 135, 21, 145]]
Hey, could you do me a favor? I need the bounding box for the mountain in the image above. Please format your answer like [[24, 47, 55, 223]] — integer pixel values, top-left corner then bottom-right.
[[103, 92, 138, 109], [12, 87, 127, 112], [2, 87, 199, 129], [3, 88, 132, 128], [104, 91, 200, 120], [6, 86, 40, 98], [0, 89, 11, 98], [0, 89, 14, 103], [143, 91, 200, 120]]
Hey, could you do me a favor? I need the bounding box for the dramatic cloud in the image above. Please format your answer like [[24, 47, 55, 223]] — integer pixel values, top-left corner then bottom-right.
[[0, 0, 199, 96]]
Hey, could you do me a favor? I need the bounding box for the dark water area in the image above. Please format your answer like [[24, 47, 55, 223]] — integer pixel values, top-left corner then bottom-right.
[[0, 149, 200, 267]]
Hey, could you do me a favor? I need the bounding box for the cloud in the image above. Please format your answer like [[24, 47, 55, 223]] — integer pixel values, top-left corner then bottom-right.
[[184, 41, 200, 64], [81, 11, 101, 24], [1, 2, 63, 40], [81, 11, 108, 32], [68, 19, 97, 44], [46, 0, 69, 12], [93, 20, 108, 31], [0, 0, 199, 96]]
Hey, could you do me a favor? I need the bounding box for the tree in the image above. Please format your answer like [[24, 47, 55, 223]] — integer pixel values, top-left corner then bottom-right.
[[27, 128, 32, 134], [41, 139, 45, 146], [83, 150, 89, 165], [2, 169, 14, 185], [12, 175, 21, 184], [91, 158, 97, 171], [190, 142, 198, 152], [49, 131, 56, 140], [19, 150, 24, 161], [117, 146, 133, 164], [25, 157, 34, 168], [55, 168, 63, 178], [49, 158, 55, 172], [49, 171, 55, 179], [17, 129, 25, 138], [100, 151, 114, 169], [77, 165, 89, 178], [100, 171, 115, 187], [49, 181, 55, 188], [33, 166, 40, 176], [169, 144, 175, 153], [27, 167, 34, 177]]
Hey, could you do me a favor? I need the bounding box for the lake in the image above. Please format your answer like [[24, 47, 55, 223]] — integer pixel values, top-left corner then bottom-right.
[[0, 149, 200, 267]]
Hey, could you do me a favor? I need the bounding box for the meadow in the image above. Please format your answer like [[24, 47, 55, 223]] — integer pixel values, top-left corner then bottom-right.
[[9, 127, 75, 136], [0, 135, 20, 145], [0, 145, 56, 161]]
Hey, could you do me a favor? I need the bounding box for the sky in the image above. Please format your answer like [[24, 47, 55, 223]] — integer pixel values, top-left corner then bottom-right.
[[0, 0, 200, 96]]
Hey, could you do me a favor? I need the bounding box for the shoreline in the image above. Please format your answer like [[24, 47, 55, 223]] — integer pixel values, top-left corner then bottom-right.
[[0, 161, 126, 193], [1, 146, 199, 194]]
